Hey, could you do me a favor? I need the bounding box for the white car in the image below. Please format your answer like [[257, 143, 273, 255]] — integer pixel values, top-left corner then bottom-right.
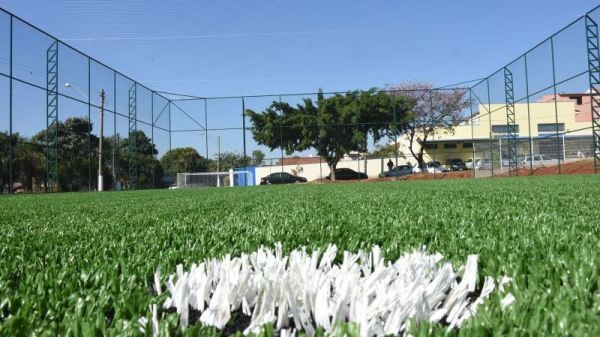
[[413, 161, 451, 173], [519, 154, 557, 167], [466, 158, 493, 170]]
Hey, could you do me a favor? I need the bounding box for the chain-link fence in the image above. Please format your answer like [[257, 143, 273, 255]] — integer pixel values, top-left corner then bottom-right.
[[1, 5, 599, 194]]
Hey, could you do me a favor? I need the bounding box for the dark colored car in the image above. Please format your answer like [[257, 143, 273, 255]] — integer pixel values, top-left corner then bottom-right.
[[378, 165, 413, 178], [326, 168, 368, 180], [447, 158, 467, 171], [260, 172, 307, 185]]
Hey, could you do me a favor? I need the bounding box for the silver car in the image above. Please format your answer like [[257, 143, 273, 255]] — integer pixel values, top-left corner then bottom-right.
[[465, 158, 489, 170], [519, 154, 557, 167], [415, 161, 451, 173], [379, 165, 414, 178]]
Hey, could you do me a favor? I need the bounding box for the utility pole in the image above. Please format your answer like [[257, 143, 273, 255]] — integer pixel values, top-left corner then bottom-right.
[[98, 89, 105, 191]]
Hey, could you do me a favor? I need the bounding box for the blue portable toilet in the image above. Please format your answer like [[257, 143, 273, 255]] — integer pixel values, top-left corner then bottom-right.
[[234, 166, 256, 186]]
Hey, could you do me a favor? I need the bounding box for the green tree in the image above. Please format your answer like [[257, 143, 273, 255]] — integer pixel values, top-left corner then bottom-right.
[[0, 132, 18, 189], [370, 143, 402, 158], [246, 88, 413, 180], [251, 150, 266, 166], [13, 141, 45, 192], [386, 82, 470, 169], [0, 132, 45, 192], [209, 152, 251, 172], [120, 130, 163, 189], [160, 147, 209, 176], [33, 117, 100, 192]]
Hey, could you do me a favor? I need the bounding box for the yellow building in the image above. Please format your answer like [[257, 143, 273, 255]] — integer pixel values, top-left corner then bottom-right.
[[397, 96, 594, 166]]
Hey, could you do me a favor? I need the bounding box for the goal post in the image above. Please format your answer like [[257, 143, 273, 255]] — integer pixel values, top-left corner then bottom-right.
[[176, 170, 254, 188]]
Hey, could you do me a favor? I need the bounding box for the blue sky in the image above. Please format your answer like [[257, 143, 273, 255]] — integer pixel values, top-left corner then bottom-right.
[[0, 0, 598, 158], [1, 0, 597, 96]]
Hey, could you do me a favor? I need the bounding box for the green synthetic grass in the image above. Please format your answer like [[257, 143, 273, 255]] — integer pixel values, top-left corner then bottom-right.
[[1, 175, 599, 336]]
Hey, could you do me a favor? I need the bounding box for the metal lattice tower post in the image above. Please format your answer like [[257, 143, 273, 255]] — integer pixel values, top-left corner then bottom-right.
[[46, 41, 59, 191], [504, 67, 518, 176], [586, 15, 600, 173], [128, 83, 137, 189]]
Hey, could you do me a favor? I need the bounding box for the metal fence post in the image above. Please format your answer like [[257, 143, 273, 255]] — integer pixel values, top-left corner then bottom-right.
[[585, 15, 600, 173], [8, 15, 12, 194], [168, 101, 172, 152], [151, 92, 155, 189], [88, 58, 92, 190], [242, 97, 247, 161], [487, 78, 494, 177], [46, 40, 59, 192], [113, 71, 118, 188], [550, 36, 562, 174], [524, 54, 534, 175], [469, 89, 475, 179], [391, 92, 399, 181], [319, 155, 323, 183], [279, 95, 284, 173], [356, 94, 361, 181], [128, 83, 137, 190], [205, 99, 209, 159], [504, 67, 518, 176]]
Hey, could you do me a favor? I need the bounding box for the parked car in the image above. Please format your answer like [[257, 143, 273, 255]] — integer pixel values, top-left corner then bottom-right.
[[519, 154, 557, 167], [424, 161, 451, 173], [260, 172, 307, 185], [326, 168, 368, 180], [412, 161, 450, 173], [477, 158, 493, 170], [465, 158, 478, 170], [465, 158, 491, 170], [446, 158, 467, 171], [378, 164, 413, 178], [502, 155, 526, 167]]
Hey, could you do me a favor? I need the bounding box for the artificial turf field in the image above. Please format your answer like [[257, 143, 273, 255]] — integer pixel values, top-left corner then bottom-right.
[[1, 175, 599, 336]]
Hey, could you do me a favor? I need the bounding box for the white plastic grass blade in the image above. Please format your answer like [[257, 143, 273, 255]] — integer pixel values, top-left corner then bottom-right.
[[463, 255, 478, 292], [499, 275, 512, 293], [138, 317, 147, 335], [157, 243, 511, 337], [153, 269, 162, 295], [151, 304, 159, 337], [501, 293, 516, 309]]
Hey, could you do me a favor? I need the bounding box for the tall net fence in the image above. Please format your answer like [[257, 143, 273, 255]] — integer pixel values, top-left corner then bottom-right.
[[0, 9, 180, 193], [465, 6, 600, 178], [1, 5, 600, 194]]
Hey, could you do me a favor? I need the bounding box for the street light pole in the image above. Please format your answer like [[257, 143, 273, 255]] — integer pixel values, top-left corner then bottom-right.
[[98, 89, 105, 191], [65, 82, 106, 192]]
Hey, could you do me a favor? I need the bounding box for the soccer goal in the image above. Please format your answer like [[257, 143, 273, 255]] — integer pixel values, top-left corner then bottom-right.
[[176, 170, 254, 188]]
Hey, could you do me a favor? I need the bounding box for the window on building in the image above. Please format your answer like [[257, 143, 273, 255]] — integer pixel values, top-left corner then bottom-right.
[[569, 96, 583, 105], [443, 143, 457, 149], [492, 124, 520, 134], [423, 143, 437, 150], [463, 142, 473, 148], [537, 123, 565, 133]]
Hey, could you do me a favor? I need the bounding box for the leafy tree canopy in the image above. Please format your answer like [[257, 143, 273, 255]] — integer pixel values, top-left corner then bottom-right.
[[161, 147, 209, 175], [246, 88, 413, 180], [386, 82, 470, 168], [209, 152, 252, 172]]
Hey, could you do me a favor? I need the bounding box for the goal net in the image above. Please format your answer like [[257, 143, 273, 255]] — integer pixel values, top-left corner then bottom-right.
[[176, 170, 254, 188]]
